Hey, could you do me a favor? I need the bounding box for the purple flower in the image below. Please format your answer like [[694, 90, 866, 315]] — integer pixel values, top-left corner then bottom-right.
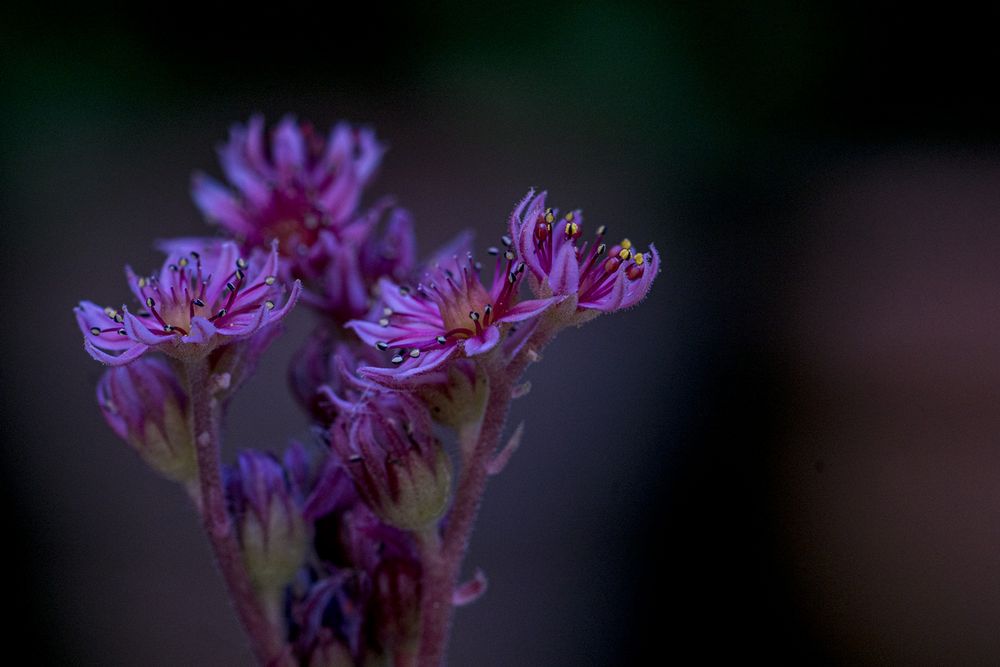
[[345, 246, 555, 383], [97, 356, 195, 482], [322, 367, 451, 530], [294, 570, 369, 662], [290, 329, 386, 424], [296, 205, 418, 321], [192, 114, 384, 255], [226, 450, 310, 593], [76, 241, 300, 365], [509, 189, 659, 314]]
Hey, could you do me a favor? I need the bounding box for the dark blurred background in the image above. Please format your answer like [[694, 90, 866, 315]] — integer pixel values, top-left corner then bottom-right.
[[3, 3, 1000, 665]]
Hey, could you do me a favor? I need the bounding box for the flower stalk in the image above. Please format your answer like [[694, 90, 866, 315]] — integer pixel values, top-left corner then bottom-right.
[[415, 320, 558, 666], [185, 358, 291, 666]]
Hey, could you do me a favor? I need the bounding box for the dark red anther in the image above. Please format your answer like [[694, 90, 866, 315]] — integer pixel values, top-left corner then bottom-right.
[[626, 263, 645, 280], [534, 220, 550, 243], [603, 257, 622, 273]]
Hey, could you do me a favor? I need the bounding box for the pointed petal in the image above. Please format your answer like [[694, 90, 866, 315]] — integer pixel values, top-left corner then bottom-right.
[[547, 241, 580, 295], [462, 325, 501, 356], [273, 115, 305, 175], [85, 338, 149, 366], [184, 315, 218, 343], [498, 297, 555, 323], [122, 309, 170, 347], [190, 173, 252, 236], [620, 243, 660, 309], [359, 345, 456, 386], [75, 302, 133, 350]]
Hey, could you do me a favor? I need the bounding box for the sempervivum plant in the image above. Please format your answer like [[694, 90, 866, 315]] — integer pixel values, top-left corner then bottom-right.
[[75, 114, 659, 666]]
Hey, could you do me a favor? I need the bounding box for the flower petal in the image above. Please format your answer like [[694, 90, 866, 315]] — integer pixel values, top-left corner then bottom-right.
[[498, 297, 556, 323], [359, 345, 456, 386], [620, 243, 660, 309], [462, 325, 501, 356], [273, 115, 305, 175], [191, 173, 252, 236], [547, 241, 580, 295], [85, 338, 149, 366]]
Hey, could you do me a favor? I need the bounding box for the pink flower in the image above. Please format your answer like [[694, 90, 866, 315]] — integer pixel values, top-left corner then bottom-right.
[[76, 241, 300, 366], [509, 189, 659, 313], [345, 246, 555, 383], [192, 114, 384, 255]]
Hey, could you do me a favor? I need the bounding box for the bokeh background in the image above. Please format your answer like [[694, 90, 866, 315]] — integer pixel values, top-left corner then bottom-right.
[[3, 4, 1000, 665]]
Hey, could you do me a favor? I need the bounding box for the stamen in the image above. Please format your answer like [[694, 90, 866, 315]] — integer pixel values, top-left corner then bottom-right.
[[596, 225, 607, 236], [504, 250, 515, 261], [145, 297, 155, 308], [89, 327, 101, 335], [409, 349, 420, 358], [469, 311, 480, 322], [487, 247, 499, 256], [379, 317, 390, 327], [236, 257, 248, 270], [544, 209, 555, 224], [376, 341, 389, 351], [178, 257, 189, 268], [391, 353, 405, 365], [192, 298, 206, 307], [501, 235, 513, 247], [264, 301, 275, 310], [264, 276, 276, 286], [435, 335, 447, 344]]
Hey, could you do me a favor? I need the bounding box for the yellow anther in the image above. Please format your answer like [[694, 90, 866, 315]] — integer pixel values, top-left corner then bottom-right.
[[138, 277, 146, 288], [544, 210, 555, 224], [634, 252, 644, 265], [620, 238, 632, 250], [565, 222, 580, 237], [178, 257, 189, 267], [565, 211, 575, 221], [618, 248, 632, 260]]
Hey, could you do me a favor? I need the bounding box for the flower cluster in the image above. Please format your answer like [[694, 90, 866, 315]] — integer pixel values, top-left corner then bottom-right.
[[75, 114, 659, 666]]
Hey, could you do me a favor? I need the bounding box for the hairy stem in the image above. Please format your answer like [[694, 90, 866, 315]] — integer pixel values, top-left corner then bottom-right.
[[185, 357, 291, 666], [416, 318, 561, 666]]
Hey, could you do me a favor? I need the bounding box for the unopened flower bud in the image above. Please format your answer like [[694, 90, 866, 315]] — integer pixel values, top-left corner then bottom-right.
[[96, 356, 195, 483], [227, 451, 310, 594], [417, 358, 487, 435], [326, 365, 451, 531]]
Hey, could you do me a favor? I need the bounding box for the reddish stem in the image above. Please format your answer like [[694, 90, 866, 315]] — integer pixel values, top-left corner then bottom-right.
[[416, 321, 559, 666], [186, 358, 292, 666]]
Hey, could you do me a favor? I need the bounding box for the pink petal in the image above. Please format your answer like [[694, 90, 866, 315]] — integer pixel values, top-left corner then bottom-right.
[[463, 325, 501, 356], [547, 241, 580, 295], [499, 297, 556, 323], [85, 338, 149, 366]]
